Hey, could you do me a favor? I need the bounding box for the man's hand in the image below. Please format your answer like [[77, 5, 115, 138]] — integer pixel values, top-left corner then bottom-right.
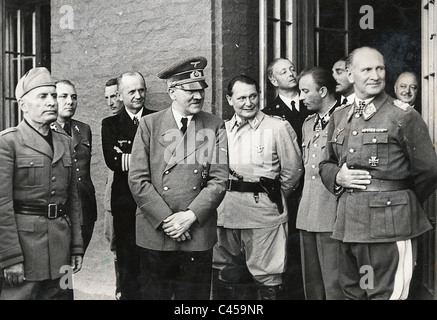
[[336, 163, 372, 190], [3, 263, 25, 287], [162, 210, 197, 240], [70, 255, 83, 274]]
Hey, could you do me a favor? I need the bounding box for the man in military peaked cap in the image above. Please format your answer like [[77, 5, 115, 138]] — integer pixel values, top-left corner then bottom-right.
[[128, 56, 229, 300], [0, 67, 83, 300]]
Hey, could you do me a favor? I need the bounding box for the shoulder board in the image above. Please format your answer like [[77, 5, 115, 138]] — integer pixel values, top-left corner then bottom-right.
[[304, 113, 317, 123], [0, 127, 17, 136], [268, 115, 285, 121], [333, 103, 351, 112], [393, 99, 412, 112]]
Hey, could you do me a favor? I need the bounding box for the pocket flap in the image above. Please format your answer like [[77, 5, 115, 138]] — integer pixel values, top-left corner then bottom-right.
[[16, 215, 35, 232], [17, 156, 44, 168], [369, 192, 408, 207], [62, 157, 73, 167], [363, 133, 388, 144], [332, 135, 344, 145]]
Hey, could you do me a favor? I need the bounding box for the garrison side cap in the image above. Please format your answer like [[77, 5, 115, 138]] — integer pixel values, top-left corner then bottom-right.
[[15, 67, 56, 100], [158, 56, 208, 91]]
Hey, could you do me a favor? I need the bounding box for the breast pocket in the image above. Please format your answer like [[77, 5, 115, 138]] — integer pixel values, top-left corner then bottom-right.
[[362, 133, 389, 166], [330, 134, 345, 157], [16, 156, 45, 187], [62, 156, 73, 185], [302, 140, 310, 164]]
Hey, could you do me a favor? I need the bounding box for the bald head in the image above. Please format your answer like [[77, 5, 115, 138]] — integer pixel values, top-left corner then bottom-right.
[[394, 72, 419, 106], [346, 47, 386, 99]]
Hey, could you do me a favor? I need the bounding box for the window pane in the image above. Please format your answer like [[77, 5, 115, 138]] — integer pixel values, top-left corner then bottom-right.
[[22, 9, 35, 55], [317, 30, 345, 68], [318, 0, 345, 29]]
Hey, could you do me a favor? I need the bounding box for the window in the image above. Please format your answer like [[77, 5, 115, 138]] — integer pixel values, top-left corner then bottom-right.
[[259, 0, 296, 108], [315, 0, 349, 68], [420, 0, 437, 300], [1, 0, 51, 130]]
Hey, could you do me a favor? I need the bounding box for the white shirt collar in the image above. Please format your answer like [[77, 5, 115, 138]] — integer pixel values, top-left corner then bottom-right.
[[279, 93, 300, 112], [125, 108, 143, 121], [342, 93, 356, 105], [355, 96, 375, 106], [172, 107, 194, 130]]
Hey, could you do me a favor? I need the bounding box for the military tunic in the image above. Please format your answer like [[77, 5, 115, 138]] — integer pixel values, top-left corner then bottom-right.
[[0, 121, 83, 281], [319, 92, 437, 243]]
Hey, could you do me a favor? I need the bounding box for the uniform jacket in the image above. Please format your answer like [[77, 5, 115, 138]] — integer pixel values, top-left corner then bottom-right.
[[262, 95, 313, 149], [297, 110, 339, 232], [0, 121, 84, 281], [319, 91, 437, 243], [54, 119, 97, 225], [217, 112, 303, 229], [128, 108, 229, 252], [101, 107, 155, 216]]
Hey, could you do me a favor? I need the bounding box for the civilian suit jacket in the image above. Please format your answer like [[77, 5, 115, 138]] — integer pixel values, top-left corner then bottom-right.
[[54, 119, 97, 225], [101, 107, 155, 216], [128, 108, 229, 252], [0, 121, 83, 280]]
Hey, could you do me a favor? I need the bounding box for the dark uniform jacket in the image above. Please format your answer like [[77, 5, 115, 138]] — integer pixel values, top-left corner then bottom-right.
[[319, 92, 437, 243], [0, 121, 84, 281], [128, 108, 229, 252], [101, 107, 155, 217], [262, 95, 313, 149], [54, 119, 97, 226]]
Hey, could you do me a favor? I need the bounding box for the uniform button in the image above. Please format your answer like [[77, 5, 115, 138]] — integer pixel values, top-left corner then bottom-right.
[[76, 168, 80, 172], [312, 154, 316, 158], [194, 170, 199, 174], [30, 162, 34, 166], [387, 201, 392, 206], [316, 133, 320, 138], [314, 144, 318, 148], [355, 114, 360, 118], [52, 177, 56, 182], [372, 138, 377, 143], [312, 165, 316, 169], [128, 141, 132, 145], [51, 191, 56, 195], [193, 187, 197, 190], [78, 178, 82, 181], [352, 131, 358, 136], [164, 171, 169, 175], [114, 157, 118, 161], [311, 176, 316, 180], [74, 159, 78, 163], [163, 187, 169, 191], [334, 138, 338, 142], [349, 149, 355, 154]]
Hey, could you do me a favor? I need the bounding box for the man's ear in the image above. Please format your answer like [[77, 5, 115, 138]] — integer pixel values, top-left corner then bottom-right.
[[168, 88, 177, 101], [346, 68, 354, 84], [116, 91, 123, 102], [226, 95, 233, 106], [319, 86, 328, 98], [268, 76, 278, 88], [18, 98, 27, 113]]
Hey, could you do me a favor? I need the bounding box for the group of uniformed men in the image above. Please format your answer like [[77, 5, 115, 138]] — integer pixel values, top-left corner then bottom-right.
[[0, 45, 436, 300]]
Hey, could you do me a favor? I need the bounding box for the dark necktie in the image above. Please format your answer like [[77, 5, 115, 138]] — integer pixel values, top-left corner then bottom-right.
[[290, 101, 297, 112], [64, 122, 71, 136], [181, 117, 188, 134], [133, 117, 139, 127], [356, 101, 366, 116], [342, 97, 348, 105]]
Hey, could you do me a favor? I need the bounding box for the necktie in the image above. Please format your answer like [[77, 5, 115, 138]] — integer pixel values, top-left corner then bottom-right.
[[356, 101, 366, 116], [133, 117, 139, 126], [64, 122, 72, 136], [181, 117, 188, 134], [342, 97, 348, 105], [290, 101, 297, 112]]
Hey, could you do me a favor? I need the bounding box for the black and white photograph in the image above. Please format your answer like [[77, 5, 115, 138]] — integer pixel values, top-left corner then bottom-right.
[[0, 0, 436, 310]]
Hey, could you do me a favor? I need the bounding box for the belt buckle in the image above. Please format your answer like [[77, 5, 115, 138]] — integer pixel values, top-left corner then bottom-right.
[[48, 204, 58, 219]]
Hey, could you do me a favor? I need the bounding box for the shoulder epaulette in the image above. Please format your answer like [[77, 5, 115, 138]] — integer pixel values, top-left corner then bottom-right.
[[0, 127, 17, 136], [333, 103, 352, 112], [268, 114, 285, 121], [393, 99, 412, 112], [304, 113, 317, 123]]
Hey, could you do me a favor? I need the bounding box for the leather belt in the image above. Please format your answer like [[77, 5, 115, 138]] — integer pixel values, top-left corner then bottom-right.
[[227, 179, 265, 193], [346, 179, 410, 193], [14, 203, 68, 219]]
